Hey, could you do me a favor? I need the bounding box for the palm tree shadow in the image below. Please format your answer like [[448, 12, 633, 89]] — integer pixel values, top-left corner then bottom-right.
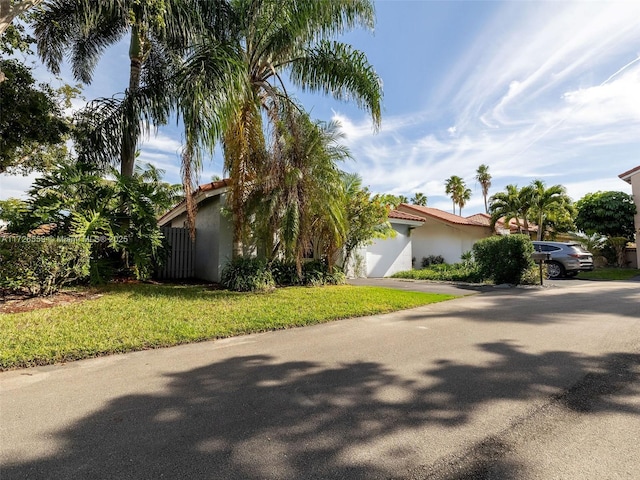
[[4, 346, 639, 479]]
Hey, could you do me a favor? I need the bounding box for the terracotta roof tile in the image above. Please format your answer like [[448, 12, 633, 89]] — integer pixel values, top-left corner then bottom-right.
[[397, 204, 487, 226], [619, 165, 640, 183], [465, 213, 492, 226], [198, 178, 232, 193], [388, 210, 425, 222]]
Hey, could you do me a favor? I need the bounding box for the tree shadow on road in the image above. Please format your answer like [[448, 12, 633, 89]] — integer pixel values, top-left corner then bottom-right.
[[3, 345, 639, 479], [401, 284, 640, 324]]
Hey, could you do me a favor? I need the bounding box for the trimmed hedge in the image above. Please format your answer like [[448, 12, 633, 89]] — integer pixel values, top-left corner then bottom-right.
[[0, 238, 91, 296], [473, 235, 534, 285]]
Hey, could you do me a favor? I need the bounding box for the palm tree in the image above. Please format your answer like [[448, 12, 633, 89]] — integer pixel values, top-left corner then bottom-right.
[[411, 192, 427, 206], [32, 0, 220, 177], [528, 180, 573, 240], [445, 175, 464, 214], [445, 176, 470, 215], [458, 186, 472, 216], [253, 109, 349, 273], [475, 164, 492, 214], [187, 0, 382, 257], [489, 184, 522, 232]]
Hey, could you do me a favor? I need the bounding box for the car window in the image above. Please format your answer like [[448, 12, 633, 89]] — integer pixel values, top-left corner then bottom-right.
[[539, 245, 560, 252], [569, 245, 590, 254]]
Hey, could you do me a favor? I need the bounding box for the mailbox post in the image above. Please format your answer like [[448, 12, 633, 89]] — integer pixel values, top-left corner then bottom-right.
[[531, 252, 551, 285]]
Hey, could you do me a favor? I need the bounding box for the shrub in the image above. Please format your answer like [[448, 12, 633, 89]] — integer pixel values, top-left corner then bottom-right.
[[421, 255, 445, 268], [392, 262, 484, 283], [221, 257, 275, 292], [0, 238, 91, 296], [521, 263, 548, 285], [473, 235, 534, 285], [269, 259, 301, 287], [302, 260, 346, 286]]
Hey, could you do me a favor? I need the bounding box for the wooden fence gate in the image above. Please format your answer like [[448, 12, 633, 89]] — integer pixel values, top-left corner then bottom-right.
[[157, 227, 195, 279]]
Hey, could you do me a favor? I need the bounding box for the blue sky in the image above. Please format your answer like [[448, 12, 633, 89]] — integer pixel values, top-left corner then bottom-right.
[[2, 0, 639, 215]]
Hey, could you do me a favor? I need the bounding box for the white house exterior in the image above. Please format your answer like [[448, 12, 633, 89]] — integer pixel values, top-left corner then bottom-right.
[[158, 182, 501, 281], [619, 165, 640, 268], [158, 180, 233, 283], [396, 204, 494, 265], [360, 210, 425, 277]]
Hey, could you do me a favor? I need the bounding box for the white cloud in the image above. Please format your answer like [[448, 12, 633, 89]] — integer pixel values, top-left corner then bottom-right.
[[331, 2, 640, 214], [0, 173, 41, 200]]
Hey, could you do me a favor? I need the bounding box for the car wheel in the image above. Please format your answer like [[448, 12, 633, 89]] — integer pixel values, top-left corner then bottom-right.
[[547, 261, 565, 279]]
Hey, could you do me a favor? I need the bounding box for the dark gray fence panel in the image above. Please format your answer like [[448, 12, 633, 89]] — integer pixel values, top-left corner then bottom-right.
[[158, 227, 195, 279]]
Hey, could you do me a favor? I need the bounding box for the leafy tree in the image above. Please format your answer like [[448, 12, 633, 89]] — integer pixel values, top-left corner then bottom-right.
[[185, 0, 382, 256], [575, 191, 636, 240], [475, 164, 491, 214], [0, 1, 43, 38], [575, 191, 636, 267], [31, 0, 216, 178], [0, 59, 70, 174], [0, 197, 28, 230], [341, 173, 392, 270], [375, 193, 407, 209], [15, 159, 181, 280], [0, 0, 40, 84], [528, 180, 574, 241], [410, 192, 427, 206]]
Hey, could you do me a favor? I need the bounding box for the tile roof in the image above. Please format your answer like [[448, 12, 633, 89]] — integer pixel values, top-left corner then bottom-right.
[[158, 179, 232, 225], [198, 178, 232, 192], [465, 213, 492, 226], [397, 204, 488, 227], [388, 210, 425, 222], [619, 165, 640, 183]]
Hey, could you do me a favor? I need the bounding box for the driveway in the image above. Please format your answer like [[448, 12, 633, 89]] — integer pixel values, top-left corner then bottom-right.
[[1, 281, 639, 479]]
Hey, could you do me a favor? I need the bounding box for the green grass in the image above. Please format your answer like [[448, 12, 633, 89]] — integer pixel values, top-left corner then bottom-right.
[[578, 268, 640, 281], [0, 284, 456, 370]]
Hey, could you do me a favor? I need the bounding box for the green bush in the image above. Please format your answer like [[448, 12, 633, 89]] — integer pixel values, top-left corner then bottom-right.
[[421, 255, 444, 268], [221, 257, 275, 292], [0, 238, 90, 296], [473, 235, 534, 285], [303, 260, 346, 286], [222, 258, 345, 291], [270, 259, 302, 286], [392, 262, 484, 283]]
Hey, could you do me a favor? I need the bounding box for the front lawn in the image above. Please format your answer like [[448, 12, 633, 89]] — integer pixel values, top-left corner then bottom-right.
[[578, 268, 640, 281], [0, 284, 455, 370]]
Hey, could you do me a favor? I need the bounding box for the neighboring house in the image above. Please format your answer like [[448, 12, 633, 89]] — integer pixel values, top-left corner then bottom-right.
[[354, 210, 425, 278], [395, 204, 495, 265], [158, 179, 233, 283], [158, 182, 515, 281], [618, 165, 640, 268]]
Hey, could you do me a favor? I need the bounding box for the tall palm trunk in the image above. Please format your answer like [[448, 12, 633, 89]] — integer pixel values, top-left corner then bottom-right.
[[121, 26, 145, 178]]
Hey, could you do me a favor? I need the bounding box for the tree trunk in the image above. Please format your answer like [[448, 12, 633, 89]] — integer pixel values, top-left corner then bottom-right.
[[0, 0, 44, 83], [121, 26, 144, 178], [483, 194, 488, 214]]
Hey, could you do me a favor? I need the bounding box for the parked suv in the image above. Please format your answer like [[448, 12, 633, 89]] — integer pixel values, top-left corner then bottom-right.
[[532, 241, 594, 279]]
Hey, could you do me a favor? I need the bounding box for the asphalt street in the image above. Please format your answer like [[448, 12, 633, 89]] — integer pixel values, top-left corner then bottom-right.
[[1, 279, 639, 479]]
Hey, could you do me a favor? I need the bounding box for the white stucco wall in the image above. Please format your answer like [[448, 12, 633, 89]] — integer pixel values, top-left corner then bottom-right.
[[365, 223, 414, 277], [165, 194, 233, 282], [411, 220, 490, 265], [630, 172, 640, 267]]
